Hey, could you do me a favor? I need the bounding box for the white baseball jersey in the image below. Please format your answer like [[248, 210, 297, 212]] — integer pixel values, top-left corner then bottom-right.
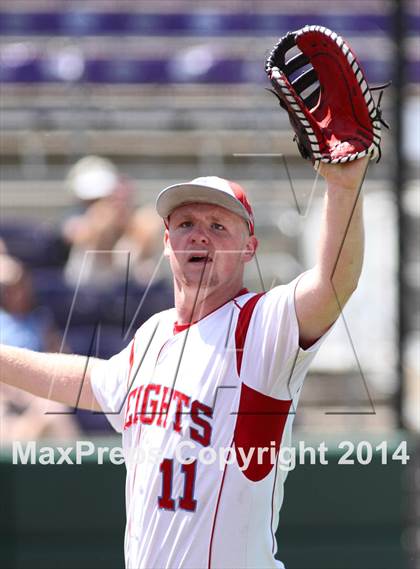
[[91, 276, 332, 569]]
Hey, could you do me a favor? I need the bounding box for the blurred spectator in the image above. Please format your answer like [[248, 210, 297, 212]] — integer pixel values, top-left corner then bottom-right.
[[62, 155, 133, 288], [113, 204, 169, 286], [0, 254, 59, 351], [0, 253, 80, 441]]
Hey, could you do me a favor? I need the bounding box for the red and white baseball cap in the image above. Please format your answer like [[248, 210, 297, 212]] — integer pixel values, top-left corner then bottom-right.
[[156, 176, 255, 235]]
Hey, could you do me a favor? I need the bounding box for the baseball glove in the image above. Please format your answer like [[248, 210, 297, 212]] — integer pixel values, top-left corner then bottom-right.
[[265, 25, 389, 169]]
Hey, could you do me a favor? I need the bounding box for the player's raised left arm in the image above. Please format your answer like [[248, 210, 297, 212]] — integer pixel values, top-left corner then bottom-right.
[[294, 156, 368, 349]]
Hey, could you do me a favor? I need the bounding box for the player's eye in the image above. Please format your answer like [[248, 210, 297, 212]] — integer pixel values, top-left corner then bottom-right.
[[211, 222, 225, 231], [179, 221, 192, 228]]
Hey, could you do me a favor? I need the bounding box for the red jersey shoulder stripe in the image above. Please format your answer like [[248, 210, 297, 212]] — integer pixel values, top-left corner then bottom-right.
[[235, 292, 265, 376]]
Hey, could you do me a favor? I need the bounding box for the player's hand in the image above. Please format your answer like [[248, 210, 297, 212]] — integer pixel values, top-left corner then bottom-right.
[[317, 156, 369, 191]]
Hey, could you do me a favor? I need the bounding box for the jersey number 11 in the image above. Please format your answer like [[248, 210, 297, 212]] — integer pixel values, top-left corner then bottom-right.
[[158, 458, 198, 512]]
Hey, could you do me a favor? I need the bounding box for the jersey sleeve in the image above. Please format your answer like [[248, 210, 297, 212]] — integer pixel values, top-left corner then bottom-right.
[[238, 275, 335, 399], [90, 340, 134, 433]]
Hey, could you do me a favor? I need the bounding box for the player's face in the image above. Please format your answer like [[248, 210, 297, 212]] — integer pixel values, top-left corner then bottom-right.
[[164, 203, 258, 291]]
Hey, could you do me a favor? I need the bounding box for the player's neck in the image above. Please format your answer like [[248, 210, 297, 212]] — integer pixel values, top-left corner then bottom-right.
[[173, 279, 245, 325]]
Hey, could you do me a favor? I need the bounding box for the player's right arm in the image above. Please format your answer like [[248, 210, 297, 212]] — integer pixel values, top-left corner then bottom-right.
[[0, 345, 102, 411]]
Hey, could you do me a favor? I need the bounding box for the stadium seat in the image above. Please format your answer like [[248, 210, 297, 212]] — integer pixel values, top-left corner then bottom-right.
[[63, 323, 131, 359], [0, 220, 68, 267], [32, 268, 105, 328]]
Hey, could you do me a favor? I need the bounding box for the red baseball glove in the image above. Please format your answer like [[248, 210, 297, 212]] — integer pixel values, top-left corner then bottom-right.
[[265, 25, 389, 170]]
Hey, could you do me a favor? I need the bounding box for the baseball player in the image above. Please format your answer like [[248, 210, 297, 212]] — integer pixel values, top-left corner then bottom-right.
[[1, 26, 384, 569], [1, 156, 367, 568]]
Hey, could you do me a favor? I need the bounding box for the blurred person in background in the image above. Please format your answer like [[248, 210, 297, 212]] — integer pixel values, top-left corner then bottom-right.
[[0, 252, 80, 441], [62, 155, 133, 288], [63, 156, 172, 290], [113, 204, 171, 286]]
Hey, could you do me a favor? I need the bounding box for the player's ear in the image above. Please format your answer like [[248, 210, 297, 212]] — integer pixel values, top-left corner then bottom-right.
[[163, 229, 171, 258], [242, 235, 258, 263]]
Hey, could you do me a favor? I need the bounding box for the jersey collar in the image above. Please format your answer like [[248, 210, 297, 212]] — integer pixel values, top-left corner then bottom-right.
[[173, 288, 249, 335]]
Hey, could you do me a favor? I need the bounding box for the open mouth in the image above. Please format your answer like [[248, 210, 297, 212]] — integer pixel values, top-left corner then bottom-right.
[[188, 253, 213, 264]]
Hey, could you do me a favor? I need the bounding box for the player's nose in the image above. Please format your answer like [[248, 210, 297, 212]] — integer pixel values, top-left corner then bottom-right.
[[189, 225, 210, 244]]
